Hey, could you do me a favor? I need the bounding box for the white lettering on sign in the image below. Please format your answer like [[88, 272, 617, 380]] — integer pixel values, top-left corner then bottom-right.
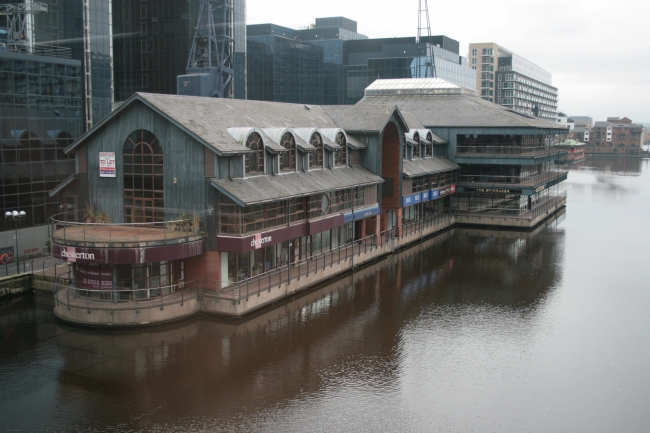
[[61, 248, 95, 261], [251, 236, 272, 248]]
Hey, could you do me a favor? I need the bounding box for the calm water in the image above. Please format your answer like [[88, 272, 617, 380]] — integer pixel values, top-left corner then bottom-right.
[[1, 157, 649, 433]]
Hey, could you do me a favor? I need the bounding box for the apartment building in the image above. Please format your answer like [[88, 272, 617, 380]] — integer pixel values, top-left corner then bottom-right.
[[469, 43, 558, 121]]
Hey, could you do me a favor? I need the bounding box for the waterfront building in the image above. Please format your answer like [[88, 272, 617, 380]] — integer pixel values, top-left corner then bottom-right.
[[49, 93, 460, 324], [358, 78, 568, 228], [0, 46, 82, 257], [468, 42, 558, 121], [247, 17, 475, 106], [577, 117, 644, 156], [556, 139, 586, 164]]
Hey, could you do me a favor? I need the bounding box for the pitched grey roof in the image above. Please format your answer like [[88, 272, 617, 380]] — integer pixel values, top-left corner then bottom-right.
[[358, 94, 566, 130], [138, 93, 339, 155], [66, 93, 340, 155], [346, 135, 368, 150], [402, 157, 460, 178], [211, 165, 384, 206], [321, 105, 407, 133]]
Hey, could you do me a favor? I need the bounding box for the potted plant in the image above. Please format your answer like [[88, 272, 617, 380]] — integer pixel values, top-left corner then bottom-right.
[[191, 212, 201, 234]]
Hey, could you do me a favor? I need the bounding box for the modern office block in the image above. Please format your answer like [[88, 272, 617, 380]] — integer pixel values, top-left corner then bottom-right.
[[0, 50, 82, 236], [247, 17, 475, 106], [468, 42, 557, 121]]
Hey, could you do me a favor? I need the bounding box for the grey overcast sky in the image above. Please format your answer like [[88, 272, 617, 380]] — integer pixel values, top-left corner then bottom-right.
[[248, 0, 650, 122]]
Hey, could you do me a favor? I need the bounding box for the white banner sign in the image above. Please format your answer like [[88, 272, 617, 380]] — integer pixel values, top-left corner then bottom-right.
[[99, 152, 116, 177]]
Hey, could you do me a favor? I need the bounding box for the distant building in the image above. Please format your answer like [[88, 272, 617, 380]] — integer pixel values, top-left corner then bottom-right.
[[577, 117, 644, 156], [247, 17, 475, 106], [468, 42, 558, 121], [557, 112, 575, 132]]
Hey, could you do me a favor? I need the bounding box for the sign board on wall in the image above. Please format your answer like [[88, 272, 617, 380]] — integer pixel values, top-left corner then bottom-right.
[[99, 152, 116, 177], [77, 264, 114, 290]]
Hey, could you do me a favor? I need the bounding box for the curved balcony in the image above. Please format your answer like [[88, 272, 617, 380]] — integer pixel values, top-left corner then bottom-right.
[[50, 215, 207, 264], [50, 215, 205, 248]]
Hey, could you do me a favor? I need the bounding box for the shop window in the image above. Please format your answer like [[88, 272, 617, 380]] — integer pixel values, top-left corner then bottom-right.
[[123, 129, 164, 223], [309, 132, 323, 169], [280, 132, 296, 171], [245, 132, 264, 175]]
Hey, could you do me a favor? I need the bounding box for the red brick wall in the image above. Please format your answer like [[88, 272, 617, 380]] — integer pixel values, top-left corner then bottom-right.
[[185, 251, 221, 290]]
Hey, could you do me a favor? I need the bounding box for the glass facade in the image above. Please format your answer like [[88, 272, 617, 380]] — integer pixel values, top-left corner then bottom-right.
[[0, 51, 82, 231], [247, 27, 475, 106], [247, 36, 327, 104], [113, 0, 246, 102]]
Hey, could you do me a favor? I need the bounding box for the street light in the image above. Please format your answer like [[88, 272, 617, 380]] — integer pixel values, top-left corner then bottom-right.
[[5, 210, 26, 274]]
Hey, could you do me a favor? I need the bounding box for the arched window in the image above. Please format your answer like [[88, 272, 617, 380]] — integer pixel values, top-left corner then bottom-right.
[[425, 132, 433, 157], [280, 132, 296, 171], [245, 132, 264, 175], [310, 132, 323, 169], [335, 132, 347, 166], [123, 130, 164, 223]]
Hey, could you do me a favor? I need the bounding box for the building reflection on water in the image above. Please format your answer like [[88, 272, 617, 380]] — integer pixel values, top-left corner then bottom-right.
[[0, 214, 566, 431]]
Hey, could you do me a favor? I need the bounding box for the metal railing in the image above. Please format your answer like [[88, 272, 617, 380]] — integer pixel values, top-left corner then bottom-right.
[[53, 279, 205, 314], [456, 146, 565, 157], [49, 214, 206, 245], [213, 234, 381, 302], [455, 191, 567, 218], [459, 170, 567, 187], [380, 211, 452, 244], [2, 258, 72, 279]]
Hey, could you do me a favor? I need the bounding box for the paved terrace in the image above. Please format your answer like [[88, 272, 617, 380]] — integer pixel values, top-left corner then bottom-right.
[[52, 224, 200, 246]]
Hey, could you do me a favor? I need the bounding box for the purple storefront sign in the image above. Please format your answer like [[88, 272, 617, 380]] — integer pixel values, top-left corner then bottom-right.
[[52, 240, 205, 265], [217, 214, 345, 254]]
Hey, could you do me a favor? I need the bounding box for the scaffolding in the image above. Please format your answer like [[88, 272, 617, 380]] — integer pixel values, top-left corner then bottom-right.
[[178, 0, 234, 98], [0, 2, 48, 54], [415, 0, 436, 78]]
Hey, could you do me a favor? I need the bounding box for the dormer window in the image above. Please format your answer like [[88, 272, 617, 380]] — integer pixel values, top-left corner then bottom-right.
[[310, 132, 323, 169], [280, 132, 296, 171], [245, 132, 264, 175]]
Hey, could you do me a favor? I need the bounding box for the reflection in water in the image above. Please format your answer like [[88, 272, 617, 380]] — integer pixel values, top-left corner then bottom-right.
[[0, 222, 565, 432], [1, 157, 649, 432]]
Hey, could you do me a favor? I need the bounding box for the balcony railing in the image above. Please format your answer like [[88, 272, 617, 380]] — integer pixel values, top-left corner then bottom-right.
[[49, 214, 206, 246], [456, 145, 565, 157], [455, 190, 567, 217], [459, 170, 567, 188]]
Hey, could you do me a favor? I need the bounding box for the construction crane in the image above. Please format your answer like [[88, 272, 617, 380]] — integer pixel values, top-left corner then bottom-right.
[[0, 2, 48, 54], [415, 0, 436, 79], [177, 0, 234, 98]]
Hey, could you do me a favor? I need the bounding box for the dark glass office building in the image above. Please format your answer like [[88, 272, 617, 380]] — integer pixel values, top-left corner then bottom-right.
[[247, 17, 476, 105], [0, 50, 82, 233], [113, 0, 247, 102], [23, 0, 114, 130]]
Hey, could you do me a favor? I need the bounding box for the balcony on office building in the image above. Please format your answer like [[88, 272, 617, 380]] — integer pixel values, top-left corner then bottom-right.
[[455, 135, 568, 165]]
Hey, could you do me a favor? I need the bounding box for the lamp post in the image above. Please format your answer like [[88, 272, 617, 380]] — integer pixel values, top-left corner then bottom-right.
[[5, 210, 26, 274]]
